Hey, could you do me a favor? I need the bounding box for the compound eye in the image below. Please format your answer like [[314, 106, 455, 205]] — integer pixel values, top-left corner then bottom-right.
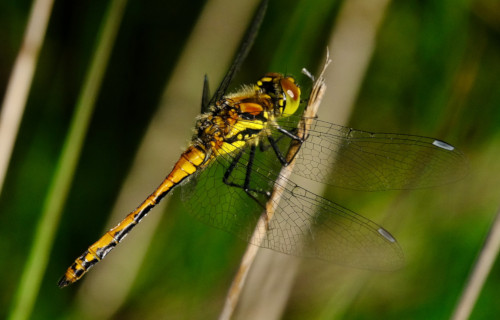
[[280, 77, 301, 115], [280, 78, 300, 102]]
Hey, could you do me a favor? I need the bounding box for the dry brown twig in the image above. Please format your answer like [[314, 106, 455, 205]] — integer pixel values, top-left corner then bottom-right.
[[0, 0, 55, 197], [451, 205, 500, 320], [219, 52, 332, 320]]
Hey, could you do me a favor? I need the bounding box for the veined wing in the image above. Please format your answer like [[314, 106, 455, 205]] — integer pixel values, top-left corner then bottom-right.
[[262, 183, 404, 270], [278, 116, 468, 191], [180, 127, 404, 270], [202, 0, 269, 112]]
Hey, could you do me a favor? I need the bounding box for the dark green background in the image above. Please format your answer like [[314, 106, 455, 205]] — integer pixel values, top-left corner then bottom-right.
[[1, 0, 499, 318]]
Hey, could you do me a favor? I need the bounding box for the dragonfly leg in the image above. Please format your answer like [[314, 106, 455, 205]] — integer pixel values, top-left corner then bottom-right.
[[223, 145, 268, 207], [266, 135, 287, 164], [267, 126, 304, 165], [276, 126, 304, 141]]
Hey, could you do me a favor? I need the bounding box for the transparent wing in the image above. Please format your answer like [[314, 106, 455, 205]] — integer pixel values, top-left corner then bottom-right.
[[205, 0, 269, 110], [181, 129, 405, 270], [261, 183, 404, 270], [279, 116, 468, 190]]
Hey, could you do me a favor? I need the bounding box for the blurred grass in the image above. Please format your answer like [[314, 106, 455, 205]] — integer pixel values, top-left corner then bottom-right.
[[7, 0, 127, 319], [1, 0, 500, 319]]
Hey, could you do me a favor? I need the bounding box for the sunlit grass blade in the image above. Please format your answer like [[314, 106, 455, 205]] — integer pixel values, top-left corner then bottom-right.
[[451, 206, 500, 320], [220, 56, 331, 320], [0, 0, 54, 197], [7, 1, 128, 319], [229, 0, 392, 318]]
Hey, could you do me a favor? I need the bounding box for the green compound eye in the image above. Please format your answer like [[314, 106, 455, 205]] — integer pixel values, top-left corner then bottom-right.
[[280, 77, 301, 116]]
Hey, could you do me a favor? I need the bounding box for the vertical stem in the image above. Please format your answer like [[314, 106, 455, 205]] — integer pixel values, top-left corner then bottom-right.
[[7, 1, 127, 319], [451, 206, 500, 320], [0, 0, 54, 197], [219, 59, 330, 320]]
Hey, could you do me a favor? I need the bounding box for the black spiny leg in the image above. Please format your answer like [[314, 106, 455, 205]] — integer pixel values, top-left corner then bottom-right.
[[267, 135, 287, 165], [223, 145, 268, 207], [223, 148, 243, 185], [267, 126, 305, 166]]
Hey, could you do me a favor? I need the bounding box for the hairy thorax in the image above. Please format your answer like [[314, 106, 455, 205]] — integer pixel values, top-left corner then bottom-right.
[[192, 88, 277, 158]]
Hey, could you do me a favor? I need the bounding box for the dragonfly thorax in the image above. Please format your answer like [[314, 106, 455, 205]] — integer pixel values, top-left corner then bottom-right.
[[192, 74, 302, 156], [193, 94, 272, 156]]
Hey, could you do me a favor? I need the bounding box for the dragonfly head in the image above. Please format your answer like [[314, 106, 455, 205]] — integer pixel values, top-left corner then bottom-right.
[[257, 73, 301, 117]]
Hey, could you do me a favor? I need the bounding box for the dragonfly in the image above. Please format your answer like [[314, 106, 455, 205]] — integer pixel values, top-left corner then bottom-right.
[[58, 70, 466, 287], [58, 1, 466, 288]]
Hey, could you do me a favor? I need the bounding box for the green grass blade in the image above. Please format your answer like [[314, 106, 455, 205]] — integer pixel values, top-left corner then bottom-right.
[[7, 1, 128, 319]]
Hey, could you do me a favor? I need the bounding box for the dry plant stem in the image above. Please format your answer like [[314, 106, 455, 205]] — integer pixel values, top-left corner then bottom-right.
[[0, 0, 54, 197], [451, 205, 500, 320], [219, 57, 331, 320]]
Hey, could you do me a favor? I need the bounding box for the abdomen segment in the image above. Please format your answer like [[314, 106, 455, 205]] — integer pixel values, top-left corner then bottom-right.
[[58, 145, 207, 287]]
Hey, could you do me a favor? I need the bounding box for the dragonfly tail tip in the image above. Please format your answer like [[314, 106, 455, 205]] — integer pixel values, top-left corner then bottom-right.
[[57, 276, 71, 288]]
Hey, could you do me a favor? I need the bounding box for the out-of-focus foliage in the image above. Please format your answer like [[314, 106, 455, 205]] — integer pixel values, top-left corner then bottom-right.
[[1, 0, 500, 319]]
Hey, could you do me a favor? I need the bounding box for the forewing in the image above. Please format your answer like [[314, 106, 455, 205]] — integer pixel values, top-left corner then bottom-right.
[[279, 117, 468, 190], [207, 0, 269, 107]]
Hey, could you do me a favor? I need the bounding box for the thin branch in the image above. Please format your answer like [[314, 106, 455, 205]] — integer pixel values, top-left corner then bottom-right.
[[0, 0, 54, 197], [219, 55, 331, 320], [451, 205, 500, 320]]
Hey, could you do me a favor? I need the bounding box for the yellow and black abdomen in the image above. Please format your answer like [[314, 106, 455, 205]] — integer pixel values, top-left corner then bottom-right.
[[58, 145, 208, 287]]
